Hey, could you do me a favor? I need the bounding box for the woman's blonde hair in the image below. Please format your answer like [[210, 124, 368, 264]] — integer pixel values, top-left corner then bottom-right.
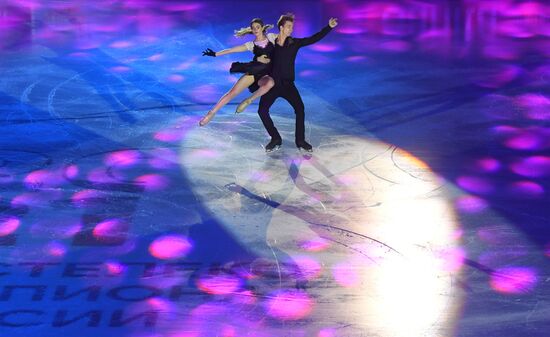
[[234, 18, 273, 37]]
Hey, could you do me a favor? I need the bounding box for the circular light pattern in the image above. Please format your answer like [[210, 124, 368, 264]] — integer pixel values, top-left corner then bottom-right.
[[0, 216, 20, 236], [490, 267, 537, 294], [265, 289, 313, 320], [149, 235, 193, 260], [196, 273, 242, 295]]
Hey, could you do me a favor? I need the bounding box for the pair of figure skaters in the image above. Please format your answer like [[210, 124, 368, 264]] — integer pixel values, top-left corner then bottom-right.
[[200, 13, 338, 153]]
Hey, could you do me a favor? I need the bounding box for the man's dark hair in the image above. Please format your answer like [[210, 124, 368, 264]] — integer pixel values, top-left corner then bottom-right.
[[277, 13, 295, 30]]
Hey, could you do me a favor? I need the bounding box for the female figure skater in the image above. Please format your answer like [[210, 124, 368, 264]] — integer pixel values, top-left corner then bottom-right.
[[199, 18, 276, 126]]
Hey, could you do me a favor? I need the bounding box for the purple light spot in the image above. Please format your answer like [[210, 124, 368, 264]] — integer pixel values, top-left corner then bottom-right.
[[455, 195, 488, 213], [310, 43, 340, 52], [298, 237, 331, 252], [504, 131, 543, 150], [498, 19, 535, 39], [104, 150, 141, 167], [105, 261, 126, 276], [93, 219, 127, 241], [477, 225, 519, 245], [337, 27, 365, 35], [332, 262, 360, 287], [510, 156, 550, 177], [490, 267, 537, 294], [380, 40, 411, 52], [64, 165, 79, 179], [491, 125, 518, 135], [293, 256, 322, 280], [110, 40, 133, 48], [163, 3, 202, 12], [437, 247, 465, 272], [24, 169, 66, 189], [72, 189, 106, 206], [196, 273, 242, 295], [110, 66, 130, 73], [0, 216, 20, 236], [175, 59, 195, 70], [134, 174, 169, 191], [145, 297, 175, 312], [191, 84, 221, 104], [11, 190, 63, 209], [318, 328, 337, 337], [456, 176, 494, 194], [167, 74, 185, 82], [475, 157, 501, 172], [545, 243, 550, 258], [45, 241, 67, 257], [148, 53, 163, 61], [515, 93, 550, 120], [265, 290, 313, 320], [473, 64, 521, 88], [149, 235, 192, 260], [299, 70, 322, 78], [153, 128, 186, 142], [507, 181, 544, 198], [345, 55, 368, 63], [483, 44, 519, 61], [191, 149, 220, 159]]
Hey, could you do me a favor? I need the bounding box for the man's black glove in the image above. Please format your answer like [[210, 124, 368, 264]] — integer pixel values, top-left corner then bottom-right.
[[202, 48, 216, 57]]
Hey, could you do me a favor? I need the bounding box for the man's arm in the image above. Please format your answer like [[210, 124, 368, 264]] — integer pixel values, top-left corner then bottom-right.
[[296, 25, 332, 48], [296, 18, 338, 47]]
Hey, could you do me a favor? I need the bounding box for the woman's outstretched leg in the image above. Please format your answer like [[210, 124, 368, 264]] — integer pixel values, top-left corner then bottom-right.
[[199, 75, 255, 126], [236, 75, 275, 114]]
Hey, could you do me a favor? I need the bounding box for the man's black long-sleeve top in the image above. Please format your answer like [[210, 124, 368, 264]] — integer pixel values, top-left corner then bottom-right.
[[271, 25, 333, 83]]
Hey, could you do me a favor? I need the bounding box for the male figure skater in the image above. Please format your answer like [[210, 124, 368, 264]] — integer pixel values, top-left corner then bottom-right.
[[244, 14, 338, 152]]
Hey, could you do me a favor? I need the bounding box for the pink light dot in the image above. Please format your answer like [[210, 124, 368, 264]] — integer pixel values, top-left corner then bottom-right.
[[510, 156, 550, 177], [0, 216, 20, 236], [456, 176, 494, 194], [505, 132, 543, 150], [319, 328, 337, 337], [148, 53, 163, 61], [24, 169, 65, 189], [65, 165, 79, 179], [490, 267, 537, 294], [110, 40, 133, 48], [104, 150, 141, 167], [149, 235, 192, 260], [110, 66, 131, 73], [333, 262, 361, 287], [45, 241, 67, 257], [93, 219, 127, 240], [455, 195, 489, 213], [153, 128, 185, 142], [265, 290, 313, 320], [507, 181, 544, 198], [437, 247, 466, 272], [72, 189, 105, 205], [105, 261, 126, 276], [475, 158, 501, 172], [134, 174, 169, 191], [167, 74, 185, 82], [293, 256, 322, 280], [196, 274, 242, 295], [298, 237, 331, 252]]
